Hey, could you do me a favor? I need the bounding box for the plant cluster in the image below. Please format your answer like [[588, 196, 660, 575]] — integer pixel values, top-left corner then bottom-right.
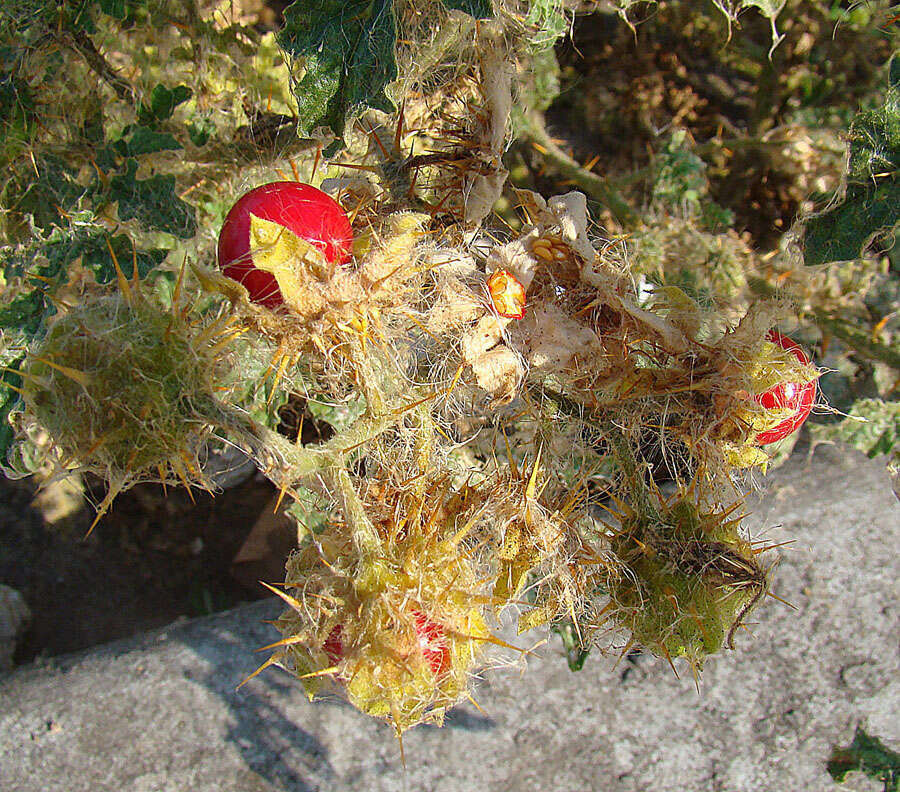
[[1, 0, 896, 737]]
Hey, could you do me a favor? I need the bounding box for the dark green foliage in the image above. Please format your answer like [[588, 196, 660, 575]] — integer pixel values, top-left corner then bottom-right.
[[113, 126, 181, 157], [440, 0, 493, 18], [0, 231, 166, 336], [828, 727, 900, 792], [106, 159, 196, 237], [801, 58, 900, 266], [278, 0, 397, 137], [138, 83, 193, 127]]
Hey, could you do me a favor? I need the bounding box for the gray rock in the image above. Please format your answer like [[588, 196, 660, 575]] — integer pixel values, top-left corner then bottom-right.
[[0, 444, 897, 792], [0, 585, 30, 674]]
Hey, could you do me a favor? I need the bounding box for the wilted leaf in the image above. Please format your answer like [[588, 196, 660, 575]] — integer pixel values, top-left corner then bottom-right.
[[278, 0, 397, 137]]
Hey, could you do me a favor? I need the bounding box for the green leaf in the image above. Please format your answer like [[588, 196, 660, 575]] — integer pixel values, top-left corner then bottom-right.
[[802, 180, 900, 267], [440, 0, 493, 18], [286, 486, 330, 536], [114, 126, 181, 157], [138, 83, 193, 126], [524, 0, 569, 50], [0, 230, 166, 335], [186, 117, 215, 147], [106, 159, 197, 237], [0, 289, 48, 335], [801, 59, 900, 266], [278, 0, 397, 137], [811, 399, 900, 460], [827, 727, 900, 792]]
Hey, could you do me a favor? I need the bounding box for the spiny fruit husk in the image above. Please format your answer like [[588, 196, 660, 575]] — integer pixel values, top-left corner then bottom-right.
[[605, 488, 766, 670], [19, 280, 229, 522], [262, 484, 496, 735]]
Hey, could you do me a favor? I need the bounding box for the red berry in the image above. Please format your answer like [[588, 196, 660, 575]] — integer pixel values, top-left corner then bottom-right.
[[323, 625, 343, 664], [322, 612, 450, 676], [217, 181, 353, 308], [754, 331, 816, 445], [412, 610, 451, 676]]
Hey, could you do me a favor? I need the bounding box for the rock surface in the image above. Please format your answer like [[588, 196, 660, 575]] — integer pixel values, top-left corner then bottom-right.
[[0, 444, 897, 792]]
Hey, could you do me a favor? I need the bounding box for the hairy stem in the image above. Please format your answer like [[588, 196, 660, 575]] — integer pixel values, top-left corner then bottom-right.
[[515, 111, 642, 229]]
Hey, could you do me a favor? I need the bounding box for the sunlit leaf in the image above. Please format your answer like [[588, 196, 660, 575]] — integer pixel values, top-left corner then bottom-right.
[[278, 0, 397, 137]]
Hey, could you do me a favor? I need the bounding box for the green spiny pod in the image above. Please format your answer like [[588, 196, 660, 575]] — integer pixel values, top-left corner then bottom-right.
[[605, 488, 766, 670], [17, 276, 232, 523]]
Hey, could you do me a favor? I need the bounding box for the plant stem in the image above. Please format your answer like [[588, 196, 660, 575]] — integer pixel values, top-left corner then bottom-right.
[[331, 466, 382, 556], [515, 111, 642, 229], [63, 32, 135, 102], [813, 310, 900, 371]]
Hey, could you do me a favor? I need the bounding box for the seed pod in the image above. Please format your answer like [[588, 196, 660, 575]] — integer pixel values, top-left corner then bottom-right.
[[606, 490, 766, 669]]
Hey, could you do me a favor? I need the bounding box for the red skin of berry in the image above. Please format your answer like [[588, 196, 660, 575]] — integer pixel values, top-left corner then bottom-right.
[[412, 610, 451, 676], [323, 610, 450, 676], [754, 331, 816, 445], [217, 181, 353, 308]]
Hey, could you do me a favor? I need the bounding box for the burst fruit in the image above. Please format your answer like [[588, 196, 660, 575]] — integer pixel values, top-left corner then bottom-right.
[[754, 331, 816, 445], [217, 181, 353, 308], [487, 268, 526, 319]]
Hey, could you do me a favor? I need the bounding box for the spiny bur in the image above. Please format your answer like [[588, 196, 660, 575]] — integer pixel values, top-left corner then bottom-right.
[[18, 274, 232, 525], [605, 488, 766, 672]]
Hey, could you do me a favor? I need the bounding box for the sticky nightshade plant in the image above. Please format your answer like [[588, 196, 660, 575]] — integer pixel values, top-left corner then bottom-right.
[[0, 0, 842, 741]]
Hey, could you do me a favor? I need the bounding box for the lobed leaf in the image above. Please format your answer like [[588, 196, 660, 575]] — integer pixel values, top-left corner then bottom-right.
[[278, 0, 398, 137], [801, 58, 900, 266]]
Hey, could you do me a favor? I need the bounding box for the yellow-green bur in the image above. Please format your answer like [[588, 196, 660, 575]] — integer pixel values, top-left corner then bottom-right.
[[607, 497, 763, 662], [23, 295, 216, 476]]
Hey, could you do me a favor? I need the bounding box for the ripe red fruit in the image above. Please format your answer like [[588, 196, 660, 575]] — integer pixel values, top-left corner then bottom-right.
[[217, 181, 353, 308], [322, 610, 450, 676], [754, 331, 816, 445], [412, 610, 451, 676]]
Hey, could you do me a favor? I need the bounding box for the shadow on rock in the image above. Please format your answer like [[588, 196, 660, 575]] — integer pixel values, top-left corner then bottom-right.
[[178, 600, 337, 792]]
